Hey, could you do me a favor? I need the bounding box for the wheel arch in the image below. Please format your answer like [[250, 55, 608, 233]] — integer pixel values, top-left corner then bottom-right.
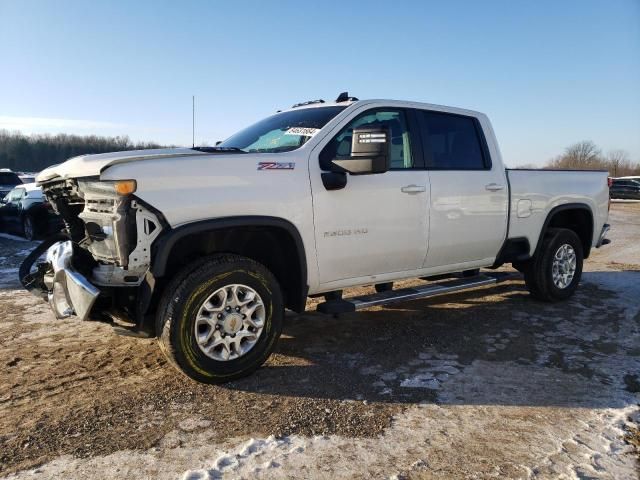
[[151, 216, 309, 312], [535, 203, 594, 259]]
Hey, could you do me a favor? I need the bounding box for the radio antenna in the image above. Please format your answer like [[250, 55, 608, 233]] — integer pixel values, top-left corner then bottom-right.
[[192, 95, 195, 148]]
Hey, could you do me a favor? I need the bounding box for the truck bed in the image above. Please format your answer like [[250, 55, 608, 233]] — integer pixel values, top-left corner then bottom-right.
[[506, 169, 609, 253]]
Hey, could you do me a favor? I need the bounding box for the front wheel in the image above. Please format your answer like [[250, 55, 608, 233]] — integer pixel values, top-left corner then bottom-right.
[[157, 254, 284, 384], [22, 215, 36, 241], [523, 228, 583, 302]]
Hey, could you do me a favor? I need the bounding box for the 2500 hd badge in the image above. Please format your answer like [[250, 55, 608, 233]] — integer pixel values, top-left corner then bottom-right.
[[323, 228, 369, 237]]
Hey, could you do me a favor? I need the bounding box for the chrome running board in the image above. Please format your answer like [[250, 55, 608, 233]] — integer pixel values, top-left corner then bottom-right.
[[316, 272, 518, 314]]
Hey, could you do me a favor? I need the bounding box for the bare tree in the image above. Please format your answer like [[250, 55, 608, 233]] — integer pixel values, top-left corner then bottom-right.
[[547, 141, 604, 170], [546, 142, 640, 176], [607, 149, 632, 177]]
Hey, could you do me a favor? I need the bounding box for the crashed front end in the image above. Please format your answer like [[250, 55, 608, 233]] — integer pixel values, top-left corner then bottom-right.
[[22, 177, 163, 322]]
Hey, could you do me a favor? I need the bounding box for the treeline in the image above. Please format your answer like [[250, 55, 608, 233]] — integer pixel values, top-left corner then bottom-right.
[[545, 141, 640, 177], [0, 130, 166, 172], [3, 130, 638, 177]]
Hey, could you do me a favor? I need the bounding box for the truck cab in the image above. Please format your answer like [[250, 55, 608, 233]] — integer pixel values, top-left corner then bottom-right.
[[307, 100, 509, 288]]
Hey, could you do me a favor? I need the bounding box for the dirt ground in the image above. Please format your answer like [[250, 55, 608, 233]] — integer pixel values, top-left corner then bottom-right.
[[0, 202, 638, 479]]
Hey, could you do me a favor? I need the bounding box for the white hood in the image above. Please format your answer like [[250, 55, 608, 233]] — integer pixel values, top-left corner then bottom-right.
[[36, 148, 207, 183]]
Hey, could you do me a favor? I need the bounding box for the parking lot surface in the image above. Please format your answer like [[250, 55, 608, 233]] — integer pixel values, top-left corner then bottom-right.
[[0, 202, 638, 479]]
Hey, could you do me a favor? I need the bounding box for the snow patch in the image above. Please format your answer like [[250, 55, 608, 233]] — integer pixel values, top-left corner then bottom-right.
[[370, 353, 463, 392], [180, 435, 307, 480], [0, 233, 30, 242], [0, 267, 19, 288], [400, 374, 439, 389]]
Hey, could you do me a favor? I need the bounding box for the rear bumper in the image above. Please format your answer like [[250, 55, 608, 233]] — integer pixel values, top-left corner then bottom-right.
[[596, 223, 610, 248], [43, 240, 100, 321]]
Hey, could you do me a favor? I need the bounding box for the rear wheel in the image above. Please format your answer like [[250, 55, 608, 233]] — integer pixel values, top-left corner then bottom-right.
[[523, 228, 583, 302], [157, 254, 283, 384]]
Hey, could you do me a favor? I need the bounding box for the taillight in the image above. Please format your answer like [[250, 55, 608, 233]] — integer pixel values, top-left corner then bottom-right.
[[607, 177, 613, 188]]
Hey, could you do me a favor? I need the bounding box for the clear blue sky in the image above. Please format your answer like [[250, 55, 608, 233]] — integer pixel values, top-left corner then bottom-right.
[[1, 0, 638, 166]]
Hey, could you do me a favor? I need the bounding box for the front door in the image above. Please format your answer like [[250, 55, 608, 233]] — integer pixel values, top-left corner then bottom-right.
[[309, 108, 429, 285]]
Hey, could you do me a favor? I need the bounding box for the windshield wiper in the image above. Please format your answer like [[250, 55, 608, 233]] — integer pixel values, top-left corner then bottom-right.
[[192, 146, 247, 153]]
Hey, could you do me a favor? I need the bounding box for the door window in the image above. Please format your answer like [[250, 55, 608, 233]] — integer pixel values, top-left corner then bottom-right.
[[320, 109, 414, 170], [417, 110, 488, 170], [8, 188, 24, 203]]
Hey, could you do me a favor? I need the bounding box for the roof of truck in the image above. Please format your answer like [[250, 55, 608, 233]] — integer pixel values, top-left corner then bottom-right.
[[284, 98, 485, 118]]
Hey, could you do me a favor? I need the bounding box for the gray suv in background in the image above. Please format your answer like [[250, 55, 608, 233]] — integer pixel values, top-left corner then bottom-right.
[[0, 183, 62, 240], [0, 169, 23, 198]]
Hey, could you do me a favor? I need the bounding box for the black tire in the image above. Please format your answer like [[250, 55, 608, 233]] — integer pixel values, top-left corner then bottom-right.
[[156, 254, 284, 384], [22, 215, 36, 241], [523, 228, 583, 302]]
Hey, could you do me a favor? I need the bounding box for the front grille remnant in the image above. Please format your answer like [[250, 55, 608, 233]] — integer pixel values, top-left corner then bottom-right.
[[41, 180, 85, 241], [40, 177, 163, 288], [86, 198, 116, 214]]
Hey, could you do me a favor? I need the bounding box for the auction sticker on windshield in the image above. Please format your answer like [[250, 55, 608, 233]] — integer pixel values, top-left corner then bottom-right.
[[284, 127, 319, 137]]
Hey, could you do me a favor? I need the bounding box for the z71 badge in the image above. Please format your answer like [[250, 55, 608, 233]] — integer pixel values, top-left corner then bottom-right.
[[257, 162, 296, 170]]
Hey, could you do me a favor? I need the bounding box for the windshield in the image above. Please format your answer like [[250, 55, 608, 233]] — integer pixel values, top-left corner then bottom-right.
[[218, 106, 346, 153]]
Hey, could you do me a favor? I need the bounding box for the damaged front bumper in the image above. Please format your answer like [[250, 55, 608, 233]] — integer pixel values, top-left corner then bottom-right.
[[23, 178, 165, 323], [43, 240, 100, 321]]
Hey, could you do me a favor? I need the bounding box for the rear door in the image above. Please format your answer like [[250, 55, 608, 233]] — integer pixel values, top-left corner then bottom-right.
[[309, 107, 429, 285], [414, 110, 508, 268]]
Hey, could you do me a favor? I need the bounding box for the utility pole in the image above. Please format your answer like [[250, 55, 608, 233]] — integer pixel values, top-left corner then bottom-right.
[[192, 95, 195, 148]]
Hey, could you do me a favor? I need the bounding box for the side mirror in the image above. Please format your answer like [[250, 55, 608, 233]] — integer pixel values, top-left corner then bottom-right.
[[331, 127, 390, 175]]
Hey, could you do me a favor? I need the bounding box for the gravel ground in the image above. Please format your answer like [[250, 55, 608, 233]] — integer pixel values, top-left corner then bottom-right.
[[0, 202, 638, 479]]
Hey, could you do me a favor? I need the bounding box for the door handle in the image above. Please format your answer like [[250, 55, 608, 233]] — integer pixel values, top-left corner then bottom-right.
[[485, 183, 505, 192], [401, 184, 426, 194]]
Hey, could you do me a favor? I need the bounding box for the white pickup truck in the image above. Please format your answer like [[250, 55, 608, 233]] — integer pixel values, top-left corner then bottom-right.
[[23, 93, 611, 383]]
